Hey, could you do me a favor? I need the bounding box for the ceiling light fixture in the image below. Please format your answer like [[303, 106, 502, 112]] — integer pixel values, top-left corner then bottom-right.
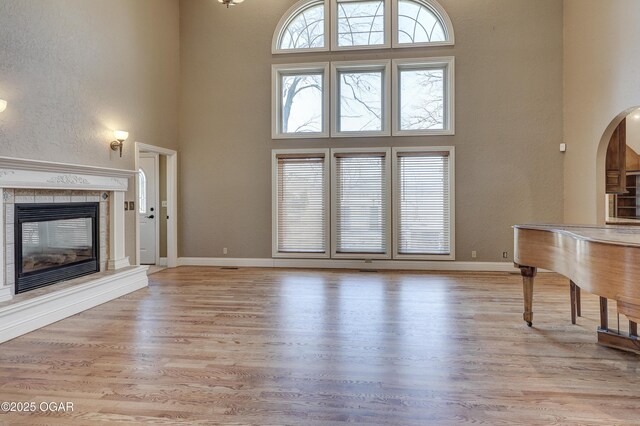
[[218, 0, 244, 8]]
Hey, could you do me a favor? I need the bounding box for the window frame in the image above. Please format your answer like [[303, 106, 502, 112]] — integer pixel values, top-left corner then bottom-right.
[[272, 0, 330, 54], [331, 147, 392, 259], [272, 148, 331, 259], [392, 0, 455, 48], [272, 62, 331, 139], [330, 0, 392, 51], [392, 56, 455, 136], [392, 146, 455, 260], [331, 59, 392, 138]]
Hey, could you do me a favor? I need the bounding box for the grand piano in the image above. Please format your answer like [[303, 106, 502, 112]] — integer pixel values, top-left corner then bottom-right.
[[514, 224, 640, 354]]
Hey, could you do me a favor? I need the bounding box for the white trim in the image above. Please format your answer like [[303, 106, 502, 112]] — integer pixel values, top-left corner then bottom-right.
[[107, 257, 131, 271], [272, 63, 331, 139], [158, 257, 168, 267], [392, 146, 455, 260], [0, 266, 148, 344], [272, 0, 330, 54], [0, 286, 11, 303], [272, 149, 331, 258], [391, 0, 455, 48], [331, 147, 392, 259], [391, 57, 455, 136], [178, 257, 519, 272], [331, 0, 392, 51], [0, 156, 136, 179], [0, 167, 129, 191], [0, 190, 5, 301], [136, 143, 177, 157], [108, 191, 130, 270], [140, 153, 161, 265], [180, 257, 276, 268], [134, 143, 178, 269], [331, 59, 392, 137]]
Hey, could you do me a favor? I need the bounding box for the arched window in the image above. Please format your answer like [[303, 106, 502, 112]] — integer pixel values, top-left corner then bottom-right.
[[138, 168, 147, 214], [273, 0, 329, 53], [273, 0, 454, 53], [395, 0, 453, 47]]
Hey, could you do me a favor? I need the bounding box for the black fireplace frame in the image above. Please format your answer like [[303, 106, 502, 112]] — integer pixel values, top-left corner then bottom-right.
[[15, 203, 100, 294]]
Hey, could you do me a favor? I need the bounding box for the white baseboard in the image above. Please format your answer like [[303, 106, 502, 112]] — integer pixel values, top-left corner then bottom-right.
[[178, 257, 519, 272], [158, 257, 168, 267], [0, 266, 149, 344]]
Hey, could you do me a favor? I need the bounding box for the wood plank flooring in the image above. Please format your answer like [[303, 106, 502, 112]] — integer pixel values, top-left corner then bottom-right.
[[0, 267, 639, 425]]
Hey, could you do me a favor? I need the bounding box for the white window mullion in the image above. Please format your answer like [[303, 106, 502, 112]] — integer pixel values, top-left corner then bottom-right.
[[331, 148, 391, 258], [272, 149, 330, 258], [392, 146, 455, 260]]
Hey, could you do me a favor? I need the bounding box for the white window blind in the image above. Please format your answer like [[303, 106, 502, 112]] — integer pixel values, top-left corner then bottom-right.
[[335, 153, 388, 254], [396, 151, 450, 255], [277, 154, 327, 253]]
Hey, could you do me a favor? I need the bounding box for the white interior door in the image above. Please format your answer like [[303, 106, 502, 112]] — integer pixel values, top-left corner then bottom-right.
[[139, 155, 158, 265]]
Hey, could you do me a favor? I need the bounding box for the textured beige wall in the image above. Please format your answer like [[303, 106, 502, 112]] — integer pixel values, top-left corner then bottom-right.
[[178, 0, 564, 262], [0, 0, 180, 262], [564, 0, 640, 224]]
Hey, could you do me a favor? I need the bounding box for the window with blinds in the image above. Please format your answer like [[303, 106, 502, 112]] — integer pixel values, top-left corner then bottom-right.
[[276, 154, 328, 254], [334, 152, 389, 255], [395, 150, 451, 257]]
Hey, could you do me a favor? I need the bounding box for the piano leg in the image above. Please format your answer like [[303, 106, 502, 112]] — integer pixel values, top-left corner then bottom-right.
[[599, 297, 608, 331], [519, 266, 537, 327], [570, 281, 577, 325], [631, 321, 638, 338], [576, 286, 581, 317]]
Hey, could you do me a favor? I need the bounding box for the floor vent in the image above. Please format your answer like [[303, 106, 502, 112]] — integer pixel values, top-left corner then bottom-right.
[[220, 267, 239, 270], [359, 269, 379, 273]]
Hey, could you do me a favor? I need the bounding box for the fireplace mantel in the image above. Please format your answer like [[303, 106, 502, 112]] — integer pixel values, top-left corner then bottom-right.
[[0, 156, 148, 343], [0, 156, 134, 191]]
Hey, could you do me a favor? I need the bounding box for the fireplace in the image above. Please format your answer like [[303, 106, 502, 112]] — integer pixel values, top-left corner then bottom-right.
[[15, 203, 100, 294]]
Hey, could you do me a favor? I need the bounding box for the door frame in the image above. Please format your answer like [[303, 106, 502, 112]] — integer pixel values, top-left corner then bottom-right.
[[139, 152, 160, 265], [135, 142, 178, 268]]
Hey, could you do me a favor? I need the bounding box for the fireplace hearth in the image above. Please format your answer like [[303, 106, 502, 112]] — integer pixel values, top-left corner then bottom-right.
[[15, 203, 99, 294]]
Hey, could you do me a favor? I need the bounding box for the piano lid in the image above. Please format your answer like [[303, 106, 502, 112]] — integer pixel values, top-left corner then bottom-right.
[[513, 224, 640, 248]]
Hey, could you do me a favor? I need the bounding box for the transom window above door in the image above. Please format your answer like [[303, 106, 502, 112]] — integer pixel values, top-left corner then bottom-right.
[[272, 0, 454, 53]]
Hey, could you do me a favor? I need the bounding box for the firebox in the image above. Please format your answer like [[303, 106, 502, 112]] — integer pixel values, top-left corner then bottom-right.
[[15, 203, 100, 294]]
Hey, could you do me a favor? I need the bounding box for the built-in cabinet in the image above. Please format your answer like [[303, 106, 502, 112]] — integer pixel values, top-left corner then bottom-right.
[[614, 173, 640, 220]]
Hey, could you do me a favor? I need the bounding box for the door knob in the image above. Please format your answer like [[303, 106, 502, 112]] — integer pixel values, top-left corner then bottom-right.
[[147, 215, 155, 219]]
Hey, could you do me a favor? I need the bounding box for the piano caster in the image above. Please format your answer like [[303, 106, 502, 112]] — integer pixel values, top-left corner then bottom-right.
[[527, 322, 532, 327]]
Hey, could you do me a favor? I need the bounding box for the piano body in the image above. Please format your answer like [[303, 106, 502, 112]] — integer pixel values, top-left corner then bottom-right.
[[514, 224, 640, 354]]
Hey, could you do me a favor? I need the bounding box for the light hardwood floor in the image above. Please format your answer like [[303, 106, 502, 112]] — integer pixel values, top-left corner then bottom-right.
[[0, 267, 638, 425]]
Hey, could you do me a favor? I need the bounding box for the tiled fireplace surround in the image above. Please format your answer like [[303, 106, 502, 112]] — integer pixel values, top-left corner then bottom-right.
[[0, 157, 149, 343]]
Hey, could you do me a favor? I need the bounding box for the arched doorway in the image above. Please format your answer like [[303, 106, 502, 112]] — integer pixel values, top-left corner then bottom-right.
[[597, 106, 640, 223]]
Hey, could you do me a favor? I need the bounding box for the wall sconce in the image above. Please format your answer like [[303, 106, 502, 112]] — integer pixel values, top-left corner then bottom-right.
[[0, 99, 7, 113], [110, 130, 129, 157]]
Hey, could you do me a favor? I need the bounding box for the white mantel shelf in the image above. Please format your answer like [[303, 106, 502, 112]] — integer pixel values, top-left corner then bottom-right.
[[0, 156, 136, 191]]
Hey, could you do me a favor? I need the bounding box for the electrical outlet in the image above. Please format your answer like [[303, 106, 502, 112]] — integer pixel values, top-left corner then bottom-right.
[[223, 247, 228, 255], [471, 251, 477, 259], [161, 200, 168, 208], [503, 251, 509, 259]]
